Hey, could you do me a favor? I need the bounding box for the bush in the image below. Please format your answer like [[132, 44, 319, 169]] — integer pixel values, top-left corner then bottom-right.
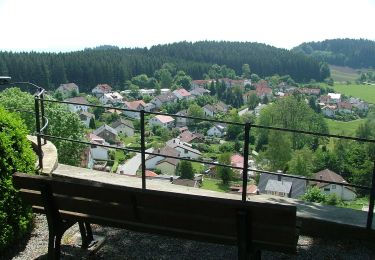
[[0, 107, 36, 253], [300, 187, 327, 203]]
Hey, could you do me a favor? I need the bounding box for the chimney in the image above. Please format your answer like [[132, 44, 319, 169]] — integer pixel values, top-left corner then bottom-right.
[[319, 175, 322, 180]]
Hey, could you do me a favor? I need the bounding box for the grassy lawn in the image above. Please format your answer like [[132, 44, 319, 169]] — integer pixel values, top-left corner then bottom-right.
[[325, 118, 365, 136], [192, 162, 205, 174], [332, 83, 375, 104], [329, 65, 359, 82], [121, 135, 139, 146], [340, 197, 369, 211], [201, 178, 230, 192]]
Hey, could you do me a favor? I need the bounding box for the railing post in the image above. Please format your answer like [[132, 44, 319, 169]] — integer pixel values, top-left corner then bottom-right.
[[242, 123, 251, 202], [34, 95, 43, 171], [366, 159, 375, 229], [140, 110, 146, 189], [40, 89, 47, 145]]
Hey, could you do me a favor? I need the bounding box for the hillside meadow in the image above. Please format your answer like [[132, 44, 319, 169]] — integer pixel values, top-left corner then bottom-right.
[[325, 118, 365, 136], [332, 83, 375, 104]]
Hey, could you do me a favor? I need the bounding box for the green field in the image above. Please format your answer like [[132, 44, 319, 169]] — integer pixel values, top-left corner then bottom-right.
[[329, 65, 359, 82], [325, 118, 365, 136], [201, 178, 229, 192], [332, 83, 375, 104]]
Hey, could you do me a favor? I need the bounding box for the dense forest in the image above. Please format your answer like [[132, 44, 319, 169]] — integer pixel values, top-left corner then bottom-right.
[[0, 41, 328, 92], [293, 38, 375, 69]]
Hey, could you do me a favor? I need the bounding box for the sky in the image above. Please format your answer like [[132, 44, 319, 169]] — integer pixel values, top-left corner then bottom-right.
[[0, 0, 375, 52]]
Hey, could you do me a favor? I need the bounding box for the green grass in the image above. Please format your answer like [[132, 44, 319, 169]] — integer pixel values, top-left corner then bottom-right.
[[192, 162, 205, 174], [325, 118, 365, 136], [329, 65, 359, 83], [201, 178, 230, 192], [340, 197, 369, 211], [332, 83, 375, 104]]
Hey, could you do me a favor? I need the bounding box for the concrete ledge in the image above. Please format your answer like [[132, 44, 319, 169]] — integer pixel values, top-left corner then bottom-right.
[[27, 135, 58, 175], [53, 163, 375, 240]]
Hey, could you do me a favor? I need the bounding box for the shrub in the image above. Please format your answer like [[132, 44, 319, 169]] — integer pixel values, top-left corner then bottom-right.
[[0, 107, 36, 253], [300, 187, 327, 203]]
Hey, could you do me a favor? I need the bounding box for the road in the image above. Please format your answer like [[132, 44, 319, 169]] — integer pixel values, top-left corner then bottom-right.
[[117, 148, 153, 175]]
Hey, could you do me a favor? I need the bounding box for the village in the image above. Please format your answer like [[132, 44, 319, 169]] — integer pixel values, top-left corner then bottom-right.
[[53, 77, 368, 203]]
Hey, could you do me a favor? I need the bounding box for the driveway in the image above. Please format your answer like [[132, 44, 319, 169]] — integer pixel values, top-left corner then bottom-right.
[[117, 148, 153, 175]]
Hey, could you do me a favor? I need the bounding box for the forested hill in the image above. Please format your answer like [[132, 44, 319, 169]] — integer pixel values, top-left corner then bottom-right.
[[293, 38, 375, 69], [0, 41, 327, 91]]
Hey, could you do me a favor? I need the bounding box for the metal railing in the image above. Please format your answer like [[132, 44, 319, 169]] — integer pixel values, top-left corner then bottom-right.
[[32, 96, 375, 229]]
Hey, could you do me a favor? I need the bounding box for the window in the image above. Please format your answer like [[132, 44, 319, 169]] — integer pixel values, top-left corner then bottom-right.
[[332, 184, 336, 189], [324, 188, 330, 192]]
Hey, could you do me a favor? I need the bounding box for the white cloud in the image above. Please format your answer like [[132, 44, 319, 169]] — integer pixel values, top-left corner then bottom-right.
[[0, 0, 374, 52]]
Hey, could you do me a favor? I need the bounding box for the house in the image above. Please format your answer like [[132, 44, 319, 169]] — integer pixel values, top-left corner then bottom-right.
[[175, 110, 189, 127], [230, 184, 258, 195], [265, 180, 293, 197], [231, 154, 244, 176], [149, 115, 175, 128], [207, 124, 226, 137], [92, 84, 112, 97], [123, 100, 147, 119], [155, 157, 179, 176], [151, 93, 178, 108], [321, 105, 337, 118], [178, 130, 204, 143], [203, 104, 216, 117], [146, 146, 180, 169], [190, 87, 210, 96], [55, 83, 79, 98], [328, 93, 341, 104], [166, 138, 202, 159], [337, 101, 353, 114], [258, 172, 307, 198], [312, 169, 356, 201], [79, 111, 95, 127], [191, 79, 212, 89], [319, 95, 331, 104], [87, 133, 109, 161], [110, 118, 134, 136], [99, 92, 124, 105], [349, 98, 369, 111], [219, 78, 249, 88], [145, 170, 159, 178], [93, 124, 118, 143], [215, 101, 229, 113], [173, 88, 192, 100], [64, 96, 89, 113], [297, 88, 321, 95], [255, 84, 273, 99]]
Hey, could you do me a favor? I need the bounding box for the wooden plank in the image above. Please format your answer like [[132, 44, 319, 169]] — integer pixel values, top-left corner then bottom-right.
[[13, 172, 298, 253]]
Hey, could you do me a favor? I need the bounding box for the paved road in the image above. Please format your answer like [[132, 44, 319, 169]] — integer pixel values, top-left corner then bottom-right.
[[117, 148, 153, 175]]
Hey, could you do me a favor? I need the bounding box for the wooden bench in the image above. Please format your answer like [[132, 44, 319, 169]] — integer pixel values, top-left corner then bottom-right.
[[13, 172, 299, 259]]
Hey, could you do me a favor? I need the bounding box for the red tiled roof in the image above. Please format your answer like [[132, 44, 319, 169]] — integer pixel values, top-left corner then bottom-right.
[[313, 169, 351, 189], [145, 170, 158, 177], [175, 88, 191, 97], [231, 154, 244, 165], [155, 115, 174, 124], [64, 96, 89, 105], [94, 84, 112, 92], [338, 101, 353, 110], [124, 100, 146, 110], [179, 131, 203, 143]]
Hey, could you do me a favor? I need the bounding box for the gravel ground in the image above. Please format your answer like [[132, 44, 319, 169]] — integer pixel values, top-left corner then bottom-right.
[[5, 214, 375, 260]]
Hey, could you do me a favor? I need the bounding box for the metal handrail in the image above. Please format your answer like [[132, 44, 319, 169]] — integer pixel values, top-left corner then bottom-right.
[[32, 96, 375, 229]]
